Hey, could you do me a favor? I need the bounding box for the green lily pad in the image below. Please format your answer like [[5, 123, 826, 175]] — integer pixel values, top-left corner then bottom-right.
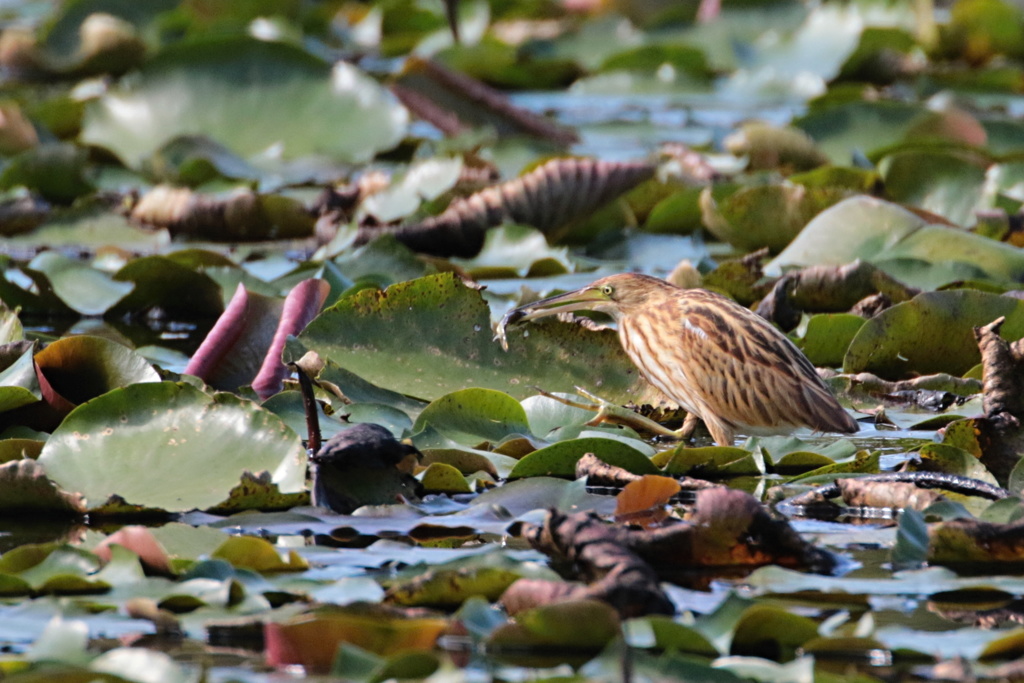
[[700, 183, 846, 254], [767, 195, 1024, 287], [599, 41, 709, 74], [0, 347, 41, 414], [81, 37, 407, 167], [388, 553, 551, 608], [0, 143, 94, 204], [943, 0, 1024, 63], [37, 382, 306, 512], [329, 235, 430, 287], [109, 255, 224, 318], [28, 252, 133, 316], [0, 543, 107, 594], [4, 203, 166, 252], [508, 437, 658, 479], [211, 536, 308, 573], [837, 26, 918, 83], [487, 599, 620, 666], [795, 100, 923, 164], [420, 448, 498, 477], [642, 186, 704, 235], [843, 289, 1024, 378], [452, 224, 572, 279], [655, 446, 766, 478], [0, 307, 23, 344], [912, 443, 997, 485], [730, 604, 819, 660], [298, 272, 645, 403], [419, 462, 472, 494], [413, 388, 531, 446], [640, 615, 718, 656], [773, 451, 836, 475], [787, 451, 882, 483], [521, 393, 601, 440], [34, 335, 160, 406], [878, 146, 991, 226], [795, 313, 866, 367], [145, 134, 265, 186]]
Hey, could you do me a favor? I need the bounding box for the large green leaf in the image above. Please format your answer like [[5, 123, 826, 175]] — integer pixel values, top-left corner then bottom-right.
[[843, 289, 1024, 378], [878, 146, 992, 226], [413, 389, 531, 446], [28, 252, 132, 316], [34, 335, 160, 406], [38, 382, 306, 512], [81, 37, 407, 167], [795, 313, 866, 368], [508, 437, 658, 479], [298, 273, 647, 403], [766, 195, 1024, 286], [700, 182, 846, 253], [795, 100, 923, 164], [0, 348, 41, 414]]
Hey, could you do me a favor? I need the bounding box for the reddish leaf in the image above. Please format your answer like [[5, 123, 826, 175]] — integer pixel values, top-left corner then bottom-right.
[[251, 278, 330, 400], [93, 526, 172, 575], [392, 57, 578, 145], [265, 605, 447, 673], [615, 475, 682, 526]]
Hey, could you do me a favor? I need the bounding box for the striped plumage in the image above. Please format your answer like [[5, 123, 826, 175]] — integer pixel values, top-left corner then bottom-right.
[[509, 273, 858, 446]]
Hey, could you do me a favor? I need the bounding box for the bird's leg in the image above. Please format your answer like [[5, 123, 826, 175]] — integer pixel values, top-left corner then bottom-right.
[[701, 414, 735, 447], [534, 387, 692, 440], [679, 412, 700, 439]]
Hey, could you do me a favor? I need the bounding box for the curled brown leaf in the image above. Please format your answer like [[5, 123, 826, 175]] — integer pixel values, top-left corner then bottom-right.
[[359, 157, 656, 257]]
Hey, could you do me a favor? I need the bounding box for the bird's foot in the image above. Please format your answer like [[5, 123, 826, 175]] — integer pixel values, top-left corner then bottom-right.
[[534, 386, 691, 440]]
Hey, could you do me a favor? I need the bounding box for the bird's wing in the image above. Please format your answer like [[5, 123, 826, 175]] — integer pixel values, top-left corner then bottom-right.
[[672, 292, 856, 434]]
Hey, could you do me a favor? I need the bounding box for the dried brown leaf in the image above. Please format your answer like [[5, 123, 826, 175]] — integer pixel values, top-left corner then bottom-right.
[[360, 157, 656, 257], [132, 185, 314, 241], [500, 578, 588, 615], [392, 57, 578, 145], [757, 259, 919, 329], [836, 478, 946, 510], [615, 475, 681, 526]]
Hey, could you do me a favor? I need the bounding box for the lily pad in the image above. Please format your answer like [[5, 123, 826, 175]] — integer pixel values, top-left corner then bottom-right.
[[655, 446, 766, 478], [108, 255, 224, 318], [878, 146, 992, 226], [795, 100, 923, 164], [35, 335, 160, 408], [0, 347, 41, 414], [419, 463, 472, 494], [413, 388, 531, 446], [795, 313, 866, 367], [843, 289, 1024, 378], [700, 183, 847, 253], [81, 37, 407, 167], [508, 437, 658, 479], [298, 273, 646, 403], [0, 143, 94, 204], [766, 195, 1024, 286], [37, 382, 306, 512], [28, 252, 133, 316], [487, 599, 620, 667]]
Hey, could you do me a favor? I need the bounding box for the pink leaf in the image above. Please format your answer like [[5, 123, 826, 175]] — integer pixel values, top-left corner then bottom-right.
[[252, 279, 331, 400]]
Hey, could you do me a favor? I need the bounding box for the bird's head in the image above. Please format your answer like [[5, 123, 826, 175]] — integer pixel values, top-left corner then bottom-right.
[[507, 273, 671, 323]]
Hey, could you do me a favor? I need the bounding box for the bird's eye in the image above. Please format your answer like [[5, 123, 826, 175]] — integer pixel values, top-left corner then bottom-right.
[[600, 285, 614, 297]]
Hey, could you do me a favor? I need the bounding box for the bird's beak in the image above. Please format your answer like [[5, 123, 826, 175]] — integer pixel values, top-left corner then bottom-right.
[[508, 286, 607, 323]]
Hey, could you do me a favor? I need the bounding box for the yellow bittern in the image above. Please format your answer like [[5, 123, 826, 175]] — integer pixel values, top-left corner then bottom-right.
[[501, 273, 858, 446]]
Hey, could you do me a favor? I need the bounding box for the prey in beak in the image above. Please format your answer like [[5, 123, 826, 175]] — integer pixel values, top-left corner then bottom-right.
[[494, 285, 611, 351]]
